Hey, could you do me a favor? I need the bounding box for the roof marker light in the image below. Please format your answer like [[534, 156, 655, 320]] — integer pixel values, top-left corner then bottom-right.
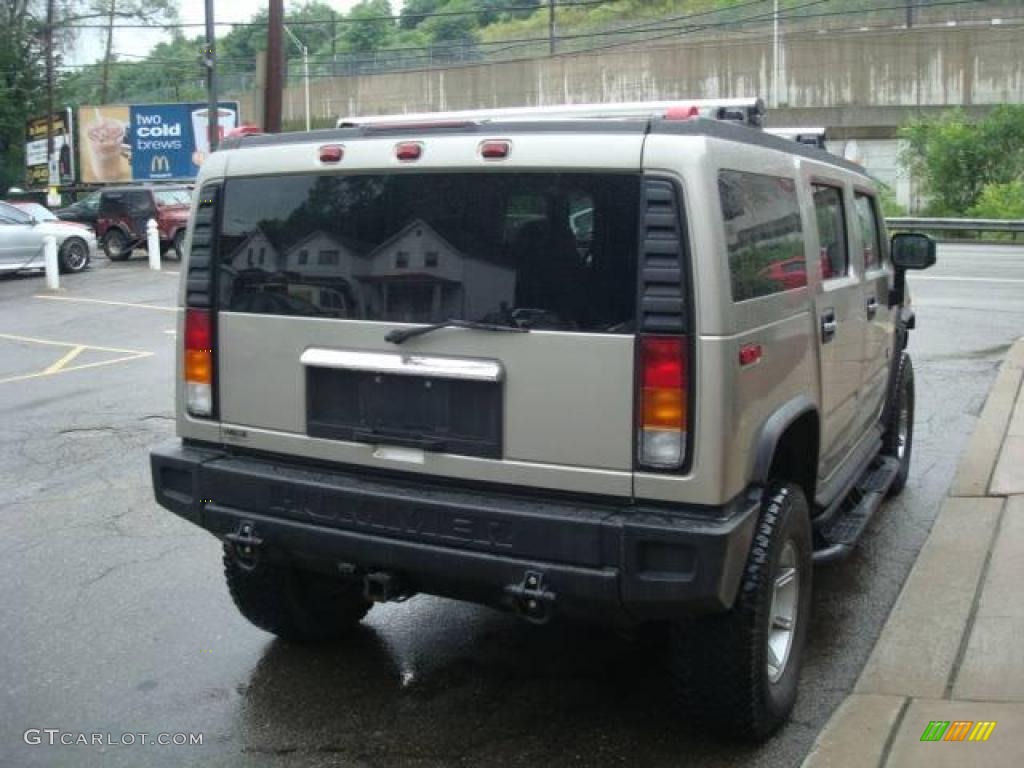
[[319, 144, 344, 163], [395, 141, 423, 161], [479, 140, 511, 160]]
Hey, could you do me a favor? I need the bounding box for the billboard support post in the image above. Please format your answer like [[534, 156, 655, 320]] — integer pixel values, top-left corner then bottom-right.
[[204, 0, 219, 152]]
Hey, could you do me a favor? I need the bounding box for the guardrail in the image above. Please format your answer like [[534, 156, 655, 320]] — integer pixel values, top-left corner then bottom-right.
[[886, 217, 1024, 239]]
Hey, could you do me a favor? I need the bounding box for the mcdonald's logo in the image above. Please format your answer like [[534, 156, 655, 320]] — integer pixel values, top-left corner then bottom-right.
[[920, 720, 996, 742], [151, 155, 170, 174]]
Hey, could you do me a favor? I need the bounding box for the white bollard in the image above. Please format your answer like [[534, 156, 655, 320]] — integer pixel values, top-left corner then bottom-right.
[[43, 235, 59, 291], [147, 218, 161, 271]]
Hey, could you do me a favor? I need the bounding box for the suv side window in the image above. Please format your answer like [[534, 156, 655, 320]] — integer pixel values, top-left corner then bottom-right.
[[812, 184, 849, 281], [854, 192, 883, 271], [719, 170, 805, 302]]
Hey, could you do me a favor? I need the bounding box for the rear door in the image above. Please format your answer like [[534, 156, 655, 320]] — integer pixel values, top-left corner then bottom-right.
[[853, 189, 894, 428], [209, 136, 646, 498], [809, 180, 867, 482]]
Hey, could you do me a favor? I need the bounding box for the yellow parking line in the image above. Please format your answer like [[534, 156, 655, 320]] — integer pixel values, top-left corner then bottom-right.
[[0, 332, 153, 355], [0, 332, 155, 386], [34, 295, 177, 312], [43, 345, 86, 374], [0, 353, 152, 386]]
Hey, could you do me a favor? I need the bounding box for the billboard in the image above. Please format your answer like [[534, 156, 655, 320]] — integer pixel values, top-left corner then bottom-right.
[[78, 101, 239, 184], [25, 109, 75, 188]]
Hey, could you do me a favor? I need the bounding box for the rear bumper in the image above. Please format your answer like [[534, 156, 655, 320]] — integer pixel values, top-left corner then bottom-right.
[[151, 441, 759, 623]]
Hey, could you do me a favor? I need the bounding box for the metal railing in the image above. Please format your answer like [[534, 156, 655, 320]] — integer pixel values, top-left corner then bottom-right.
[[886, 217, 1024, 239]]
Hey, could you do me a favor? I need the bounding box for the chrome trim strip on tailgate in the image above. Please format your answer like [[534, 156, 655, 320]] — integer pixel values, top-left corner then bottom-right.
[[300, 348, 504, 382]]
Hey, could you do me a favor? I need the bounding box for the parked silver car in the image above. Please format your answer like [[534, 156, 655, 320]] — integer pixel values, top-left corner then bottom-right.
[[0, 200, 97, 274]]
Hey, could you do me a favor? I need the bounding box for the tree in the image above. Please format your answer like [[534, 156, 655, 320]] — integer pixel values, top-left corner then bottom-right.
[[900, 106, 1024, 215], [0, 0, 47, 192], [399, 0, 443, 30], [968, 181, 1024, 220], [87, 0, 176, 103], [342, 0, 395, 54], [420, 0, 479, 47]]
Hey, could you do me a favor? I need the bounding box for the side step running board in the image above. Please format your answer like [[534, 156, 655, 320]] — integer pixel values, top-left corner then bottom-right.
[[812, 456, 901, 563]]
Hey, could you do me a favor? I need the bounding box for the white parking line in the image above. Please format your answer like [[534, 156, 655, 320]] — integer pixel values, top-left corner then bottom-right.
[[34, 295, 177, 312]]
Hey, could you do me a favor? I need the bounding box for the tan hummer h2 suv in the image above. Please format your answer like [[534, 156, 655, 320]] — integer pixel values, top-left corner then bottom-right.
[[151, 99, 936, 740]]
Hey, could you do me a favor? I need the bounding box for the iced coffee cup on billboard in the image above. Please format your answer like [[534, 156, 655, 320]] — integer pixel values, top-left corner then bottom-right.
[[192, 107, 237, 157], [88, 115, 125, 182]]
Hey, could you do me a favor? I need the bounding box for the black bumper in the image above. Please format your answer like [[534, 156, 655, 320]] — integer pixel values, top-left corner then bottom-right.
[[151, 441, 759, 623]]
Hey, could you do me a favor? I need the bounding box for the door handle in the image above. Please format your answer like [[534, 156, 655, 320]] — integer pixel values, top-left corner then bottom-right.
[[866, 296, 878, 319], [821, 310, 837, 343]]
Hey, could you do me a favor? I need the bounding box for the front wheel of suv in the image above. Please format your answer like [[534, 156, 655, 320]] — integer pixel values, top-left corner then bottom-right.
[[882, 353, 914, 497], [223, 545, 372, 642], [669, 482, 812, 741]]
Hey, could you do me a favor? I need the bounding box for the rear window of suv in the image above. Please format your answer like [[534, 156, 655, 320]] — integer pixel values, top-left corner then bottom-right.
[[216, 172, 640, 332], [719, 170, 805, 302]]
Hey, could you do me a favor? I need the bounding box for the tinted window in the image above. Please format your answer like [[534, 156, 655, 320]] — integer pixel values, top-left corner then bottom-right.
[[854, 192, 882, 271], [812, 185, 849, 280], [217, 173, 640, 331], [719, 170, 805, 302]]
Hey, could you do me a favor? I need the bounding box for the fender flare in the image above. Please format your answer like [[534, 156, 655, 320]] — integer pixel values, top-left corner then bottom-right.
[[750, 395, 819, 485]]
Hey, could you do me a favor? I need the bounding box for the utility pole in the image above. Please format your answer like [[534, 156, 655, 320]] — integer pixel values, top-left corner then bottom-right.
[[905, 0, 914, 28], [265, 0, 284, 133], [100, 0, 116, 104], [45, 0, 55, 162], [548, 0, 556, 56], [772, 0, 780, 108], [204, 0, 219, 151]]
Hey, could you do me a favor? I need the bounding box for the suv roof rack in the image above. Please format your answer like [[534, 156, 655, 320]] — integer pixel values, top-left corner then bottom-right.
[[765, 128, 827, 150], [337, 98, 766, 130]]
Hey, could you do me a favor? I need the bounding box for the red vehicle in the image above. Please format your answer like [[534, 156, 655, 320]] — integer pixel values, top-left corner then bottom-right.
[[95, 185, 191, 261]]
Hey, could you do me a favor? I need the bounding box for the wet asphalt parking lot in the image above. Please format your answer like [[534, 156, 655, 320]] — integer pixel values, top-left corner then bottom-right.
[[2, 244, 1023, 768]]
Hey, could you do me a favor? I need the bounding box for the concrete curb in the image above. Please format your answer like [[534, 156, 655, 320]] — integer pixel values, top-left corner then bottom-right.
[[803, 338, 1024, 768]]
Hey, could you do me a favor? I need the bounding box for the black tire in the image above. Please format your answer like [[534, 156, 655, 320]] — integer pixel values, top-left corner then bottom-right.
[[882, 354, 914, 496], [670, 483, 813, 741], [58, 237, 90, 273], [222, 545, 372, 642], [171, 230, 185, 261], [103, 229, 131, 261]]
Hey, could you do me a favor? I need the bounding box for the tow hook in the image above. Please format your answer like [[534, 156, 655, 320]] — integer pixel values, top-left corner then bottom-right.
[[224, 521, 263, 570], [363, 571, 412, 603], [504, 570, 556, 624]]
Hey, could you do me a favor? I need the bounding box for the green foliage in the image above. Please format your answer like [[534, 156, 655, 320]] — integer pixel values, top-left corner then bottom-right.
[[877, 183, 906, 218], [342, 0, 395, 53], [420, 0, 480, 47], [1, 1, 46, 193], [967, 181, 1024, 220], [899, 105, 1024, 215]]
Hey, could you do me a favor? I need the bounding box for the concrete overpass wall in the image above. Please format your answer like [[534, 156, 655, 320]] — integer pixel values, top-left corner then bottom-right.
[[233, 23, 1024, 128]]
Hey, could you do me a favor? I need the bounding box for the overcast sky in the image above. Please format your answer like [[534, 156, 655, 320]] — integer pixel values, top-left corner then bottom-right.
[[69, 1, 381, 65]]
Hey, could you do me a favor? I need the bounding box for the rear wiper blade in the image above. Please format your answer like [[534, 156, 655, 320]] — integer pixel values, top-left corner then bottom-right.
[[385, 318, 528, 345]]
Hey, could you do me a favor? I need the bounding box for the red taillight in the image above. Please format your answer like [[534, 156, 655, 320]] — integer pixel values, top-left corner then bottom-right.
[[638, 336, 688, 469], [479, 140, 511, 160], [184, 308, 213, 417], [395, 141, 423, 161], [319, 144, 344, 163]]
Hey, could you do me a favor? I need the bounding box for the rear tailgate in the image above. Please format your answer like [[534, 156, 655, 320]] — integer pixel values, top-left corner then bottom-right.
[[203, 132, 647, 498]]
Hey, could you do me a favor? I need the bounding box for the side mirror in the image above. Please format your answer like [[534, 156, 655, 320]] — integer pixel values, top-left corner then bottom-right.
[[891, 232, 936, 271], [889, 232, 936, 308]]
